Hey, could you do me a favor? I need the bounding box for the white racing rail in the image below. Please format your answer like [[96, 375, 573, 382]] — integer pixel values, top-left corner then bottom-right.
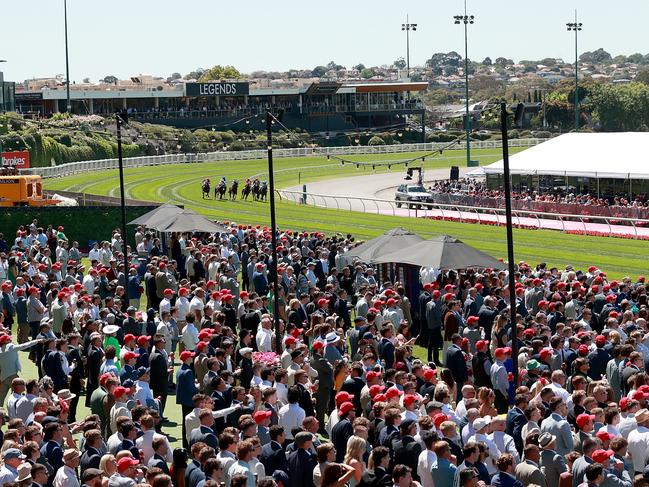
[[21, 139, 543, 179], [275, 189, 649, 239]]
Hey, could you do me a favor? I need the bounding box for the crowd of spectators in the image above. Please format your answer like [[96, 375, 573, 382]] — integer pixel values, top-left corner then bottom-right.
[[0, 220, 648, 487], [428, 178, 649, 209]]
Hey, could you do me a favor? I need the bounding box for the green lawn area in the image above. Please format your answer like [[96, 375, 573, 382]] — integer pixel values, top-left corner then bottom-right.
[[43, 148, 649, 279]]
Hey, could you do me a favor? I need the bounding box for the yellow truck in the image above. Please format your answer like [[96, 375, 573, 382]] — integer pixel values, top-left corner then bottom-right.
[[0, 175, 60, 207]]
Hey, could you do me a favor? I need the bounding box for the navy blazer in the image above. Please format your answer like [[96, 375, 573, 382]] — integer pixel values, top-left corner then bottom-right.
[[260, 440, 287, 474], [492, 471, 524, 487], [378, 338, 395, 369], [287, 448, 317, 487], [445, 344, 469, 383], [176, 364, 198, 407], [506, 406, 527, 454]]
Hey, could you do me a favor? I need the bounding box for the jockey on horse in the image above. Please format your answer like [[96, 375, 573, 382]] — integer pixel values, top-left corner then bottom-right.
[[201, 178, 211, 199]]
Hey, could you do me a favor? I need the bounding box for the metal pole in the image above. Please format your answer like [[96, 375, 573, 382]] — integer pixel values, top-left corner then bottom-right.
[[64, 0, 71, 113], [406, 15, 410, 78], [266, 111, 282, 354], [574, 10, 579, 131], [463, 0, 471, 166], [500, 102, 518, 387], [116, 113, 129, 285]]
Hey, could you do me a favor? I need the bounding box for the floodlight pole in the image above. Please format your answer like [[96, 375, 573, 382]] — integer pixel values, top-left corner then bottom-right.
[[266, 111, 282, 354], [402, 16, 417, 78], [567, 11, 582, 131], [500, 102, 518, 388], [116, 112, 129, 283], [64, 0, 71, 113], [454, 0, 473, 166]]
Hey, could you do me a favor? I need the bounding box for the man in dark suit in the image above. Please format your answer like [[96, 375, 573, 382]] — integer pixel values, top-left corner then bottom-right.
[[147, 436, 170, 475], [80, 429, 103, 475], [66, 333, 84, 423], [85, 333, 104, 407], [507, 394, 529, 455], [260, 425, 288, 474], [40, 422, 64, 472], [378, 327, 395, 369], [340, 362, 365, 415], [392, 419, 422, 479], [445, 334, 468, 400], [359, 446, 393, 487], [176, 350, 199, 445], [189, 409, 218, 450], [310, 342, 333, 428], [491, 453, 524, 487], [149, 337, 169, 418], [331, 402, 355, 463], [287, 431, 317, 487]]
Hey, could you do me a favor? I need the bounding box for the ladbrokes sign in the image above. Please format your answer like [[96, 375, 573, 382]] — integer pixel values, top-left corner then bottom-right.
[[1, 151, 31, 169]]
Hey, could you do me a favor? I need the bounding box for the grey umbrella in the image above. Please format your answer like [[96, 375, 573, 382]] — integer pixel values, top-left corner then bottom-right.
[[153, 210, 229, 234], [372, 234, 505, 270], [128, 203, 184, 227], [343, 227, 424, 264]]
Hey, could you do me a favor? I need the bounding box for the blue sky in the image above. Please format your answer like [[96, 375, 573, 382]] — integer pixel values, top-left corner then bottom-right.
[[2, 0, 648, 82]]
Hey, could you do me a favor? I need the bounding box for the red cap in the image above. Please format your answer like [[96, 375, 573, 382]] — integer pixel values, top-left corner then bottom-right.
[[178, 288, 189, 296], [595, 335, 606, 346], [578, 345, 589, 356], [253, 410, 272, 424], [433, 413, 450, 428], [386, 387, 404, 399], [369, 384, 385, 398], [196, 341, 208, 351], [475, 283, 484, 290], [538, 300, 547, 309], [290, 328, 303, 338], [632, 390, 649, 401], [444, 284, 455, 292], [15, 288, 24, 296], [476, 340, 488, 352], [423, 283, 433, 291], [619, 397, 629, 411], [639, 276, 646, 283], [591, 449, 614, 464], [137, 336, 150, 346], [591, 285, 599, 293], [366, 371, 379, 381], [539, 348, 552, 360], [494, 348, 507, 358], [373, 393, 387, 403], [117, 457, 139, 471], [386, 298, 396, 307], [206, 280, 216, 288], [424, 368, 437, 380], [443, 293, 454, 302], [317, 298, 328, 307], [0, 335, 11, 345], [180, 351, 195, 362], [432, 290, 441, 299], [403, 394, 419, 407], [239, 291, 249, 299], [284, 336, 297, 346], [339, 402, 354, 415], [312, 341, 325, 351], [576, 413, 595, 429], [113, 386, 129, 398], [606, 294, 616, 302], [609, 311, 619, 319], [524, 328, 535, 338], [532, 278, 542, 286], [596, 431, 613, 442], [589, 266, 598, 273], [123, 351, 139, 361], [335, 391, 354, 406], [467, 316, 479, 325], [124, 334, 136, 343]]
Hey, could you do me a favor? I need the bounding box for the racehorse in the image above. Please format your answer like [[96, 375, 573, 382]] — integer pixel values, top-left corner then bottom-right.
[[241, 181, 252, 200], [201, 179, 211, 199], [214, 181, 227, 200], [228, 180, 239, 200], [252, 179, 261, 201], [257, 181, 268, 202]]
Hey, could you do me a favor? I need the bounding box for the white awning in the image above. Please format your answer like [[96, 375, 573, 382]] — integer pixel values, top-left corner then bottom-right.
[[483, 132, 649, 179]]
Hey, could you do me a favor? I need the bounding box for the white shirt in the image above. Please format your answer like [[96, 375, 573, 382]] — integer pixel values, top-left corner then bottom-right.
[[217, 450, 237, 484], [181, 323, 199, 351], [619, 414, 638, 439], [489, 430, 519, 463], [275, 382, 288, 407], [82, 274, 96, 294], [189, 296, 204, 315], [417, 449, 438, 487], [134, 380, 154, 406], [159, 298, 171, 316], [278, 403, 306, 439], [136, 429, 173, 464], [176, 297, 190, 321], [110, 401, 131, 434], [54, 465, 80, 487], [256, 326, 274, 353], [548, 382, 570, 402], [7, 392, 21, 419], [185, 408, 201, 443], [627, 425, 649, 472]]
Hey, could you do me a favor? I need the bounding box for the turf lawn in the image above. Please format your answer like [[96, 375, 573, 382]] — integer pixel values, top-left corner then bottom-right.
[[43, 148, 649, 279]]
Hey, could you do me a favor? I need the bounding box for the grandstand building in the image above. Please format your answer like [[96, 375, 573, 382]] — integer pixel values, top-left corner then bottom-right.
[[15, 79, 427, 134]]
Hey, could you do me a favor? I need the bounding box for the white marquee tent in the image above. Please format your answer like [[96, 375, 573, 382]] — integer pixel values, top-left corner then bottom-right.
[[482, 132, 649, 180]]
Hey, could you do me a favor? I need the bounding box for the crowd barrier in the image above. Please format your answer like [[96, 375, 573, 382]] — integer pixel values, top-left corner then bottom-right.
[[275, 189, 649, 239], [427, 193, 649, 220], [21, 138, 543, 179]]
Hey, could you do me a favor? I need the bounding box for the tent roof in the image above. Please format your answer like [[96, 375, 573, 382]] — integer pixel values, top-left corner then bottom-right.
[[128, 204, 184, 227], [373, 234, 506, 270], [344, 227, 423, 264], [150, 210, 229, 233], [483, 132, 649, 180]]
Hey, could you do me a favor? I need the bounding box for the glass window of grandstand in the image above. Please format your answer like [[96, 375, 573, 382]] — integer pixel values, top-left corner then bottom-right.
[[597, 178, 631, 200], [566, 177, 592, 195]]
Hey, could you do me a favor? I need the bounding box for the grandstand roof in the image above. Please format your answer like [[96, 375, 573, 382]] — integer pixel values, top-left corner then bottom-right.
[[483, 132, 649, 180]]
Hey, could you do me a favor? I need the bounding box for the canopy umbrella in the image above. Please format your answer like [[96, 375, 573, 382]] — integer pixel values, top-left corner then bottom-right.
[[343, 227, 423, 264], [372, 234, 506, 270], [128, 204, 184, 227], [153, 210, 229, 234]]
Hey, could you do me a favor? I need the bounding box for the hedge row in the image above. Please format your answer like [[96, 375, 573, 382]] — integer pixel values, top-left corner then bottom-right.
[[1, 206, 157, 251]]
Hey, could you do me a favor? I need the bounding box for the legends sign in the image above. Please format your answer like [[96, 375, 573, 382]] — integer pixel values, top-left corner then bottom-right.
[[186, 82, 249, 97], [1, 151, 30, 169]]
